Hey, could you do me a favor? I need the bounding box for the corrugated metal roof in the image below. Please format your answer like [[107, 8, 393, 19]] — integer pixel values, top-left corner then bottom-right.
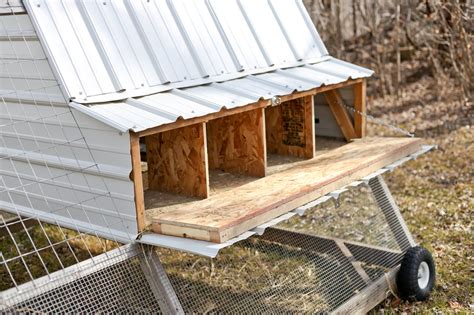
[[24, 0, 330, 103], [71, 58, 373, 132], [24, 0, 374, 132]]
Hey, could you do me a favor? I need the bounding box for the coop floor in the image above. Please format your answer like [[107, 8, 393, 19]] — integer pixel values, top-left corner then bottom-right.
[[144, 136, 424, 243]]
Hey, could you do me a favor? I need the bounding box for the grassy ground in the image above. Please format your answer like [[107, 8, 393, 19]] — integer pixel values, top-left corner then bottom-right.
[[368, 77, 473, 313]]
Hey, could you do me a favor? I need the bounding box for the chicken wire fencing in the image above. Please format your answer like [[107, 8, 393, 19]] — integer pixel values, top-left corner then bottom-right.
[[0, 7, 155, 313], [2, 180, 413, 314]]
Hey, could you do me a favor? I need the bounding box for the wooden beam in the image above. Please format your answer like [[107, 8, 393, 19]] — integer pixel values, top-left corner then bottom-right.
[[353, 79, 367, 138], [207, 108, 266, 177], [130, 132, 146, 232], [137, 101, 268, 138], [145, 123, 209, 199], [331, 266, 399, 315], [265, 96, 315, 159], [335, 239, 371, 284], [324, 89, 357, 141], [136, 79, 363, 138]]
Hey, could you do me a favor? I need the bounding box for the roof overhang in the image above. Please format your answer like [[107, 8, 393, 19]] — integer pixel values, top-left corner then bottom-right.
[[70, 57, 373, 134]]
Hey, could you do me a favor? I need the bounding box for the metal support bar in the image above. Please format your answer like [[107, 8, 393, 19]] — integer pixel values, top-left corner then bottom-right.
[[369, 176, 416, 251], [138, 245, 184, 315], [345, 243, 403, 269]]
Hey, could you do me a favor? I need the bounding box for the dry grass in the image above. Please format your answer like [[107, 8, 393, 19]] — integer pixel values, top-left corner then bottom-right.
[[367, 76, 473, 313]]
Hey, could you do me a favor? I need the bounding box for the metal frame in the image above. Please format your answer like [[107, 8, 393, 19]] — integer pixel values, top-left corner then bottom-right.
[[138, 245, 185, 315]]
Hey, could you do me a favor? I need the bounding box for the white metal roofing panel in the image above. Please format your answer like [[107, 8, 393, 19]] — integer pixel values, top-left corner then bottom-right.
[[24, 0, 331, 103], [238, 0, 295, 66], [207, 0, 268, 70], [125, 0, 201, 82], [74, 58, 373, 133]]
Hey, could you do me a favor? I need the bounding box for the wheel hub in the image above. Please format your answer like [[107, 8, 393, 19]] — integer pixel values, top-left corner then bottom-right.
[[418, 261, 430, 289]]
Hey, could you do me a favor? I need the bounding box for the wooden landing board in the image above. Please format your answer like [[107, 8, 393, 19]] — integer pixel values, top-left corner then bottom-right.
[[265, 96, 315, 159], [149, 137, 424, 243], [207, 108, 266, 177], [146, 123, 209, 198]]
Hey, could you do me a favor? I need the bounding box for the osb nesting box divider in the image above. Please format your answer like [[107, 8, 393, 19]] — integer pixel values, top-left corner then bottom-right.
[[207, 107, 267, 177], [145, 123, 209, 199], [265, 95, 315, 159]]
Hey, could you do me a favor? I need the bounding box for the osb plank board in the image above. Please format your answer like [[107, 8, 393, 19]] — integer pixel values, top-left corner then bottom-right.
[[146, 123, 209, 198], [149, 137, 424, 243], [265, 97, 315, 159], [207, 108, 266, 177]]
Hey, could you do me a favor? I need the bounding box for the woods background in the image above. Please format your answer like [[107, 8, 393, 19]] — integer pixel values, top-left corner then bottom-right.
[[305, 0, 472, 100]]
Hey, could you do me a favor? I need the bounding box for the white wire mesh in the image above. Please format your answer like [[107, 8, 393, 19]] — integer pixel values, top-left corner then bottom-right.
[[0, 7, 147, 311]]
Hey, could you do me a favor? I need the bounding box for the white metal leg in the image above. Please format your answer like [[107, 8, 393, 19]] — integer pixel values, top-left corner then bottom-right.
[[138, 245, 185, 315]]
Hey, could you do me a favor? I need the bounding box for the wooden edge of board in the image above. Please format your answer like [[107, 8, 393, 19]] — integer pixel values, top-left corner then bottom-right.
[[137, 79, 364, 138], [331, 266, 399, 315], [152, 222, 219, 242], [130, 132, 146, 232]]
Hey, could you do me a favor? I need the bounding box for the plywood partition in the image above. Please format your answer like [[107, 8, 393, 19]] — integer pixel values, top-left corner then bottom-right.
[[353, 79, 367, 138], [265, 96, 315, 159], [146, 123, 209, 198], [207, 108, 266, 177]]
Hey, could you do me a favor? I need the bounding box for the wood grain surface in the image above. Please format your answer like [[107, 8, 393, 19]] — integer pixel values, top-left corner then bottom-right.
[[148, 137, 423, 243]]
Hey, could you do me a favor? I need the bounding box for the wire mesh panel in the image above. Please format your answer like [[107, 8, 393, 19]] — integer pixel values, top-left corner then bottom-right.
[[0, 8, 162, 314], [0, 214, 163, 313], [2, 178, 411, 314], [0, 7, 138, 244], [1, 243, 162, 314], [155, 184, 406, 314]]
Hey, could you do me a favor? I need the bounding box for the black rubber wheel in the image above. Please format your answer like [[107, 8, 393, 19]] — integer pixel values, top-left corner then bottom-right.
[[397, 246, 436, 301]]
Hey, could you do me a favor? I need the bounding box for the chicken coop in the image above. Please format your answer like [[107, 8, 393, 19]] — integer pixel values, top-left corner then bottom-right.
[[1, 0, 436, 313]]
